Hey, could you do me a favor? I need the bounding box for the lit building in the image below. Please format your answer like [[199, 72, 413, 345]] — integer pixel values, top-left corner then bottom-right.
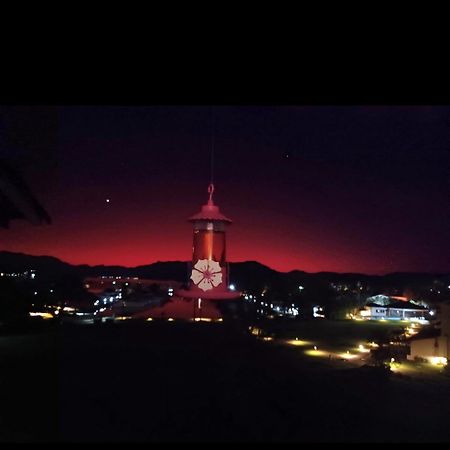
[[358, 300, 428, 321], [84, 276, 181, 295], [408, 302, 450, 365]]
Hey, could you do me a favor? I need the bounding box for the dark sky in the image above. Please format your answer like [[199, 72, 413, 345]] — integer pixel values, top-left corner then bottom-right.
[[1, 106, 449, 274]]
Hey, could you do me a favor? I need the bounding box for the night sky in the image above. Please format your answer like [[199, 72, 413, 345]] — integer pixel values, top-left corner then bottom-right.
[[1, 106, 449, 274]]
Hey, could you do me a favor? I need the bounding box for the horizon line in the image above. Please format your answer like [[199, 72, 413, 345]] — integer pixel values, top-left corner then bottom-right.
[[0, 250, 448, 277]]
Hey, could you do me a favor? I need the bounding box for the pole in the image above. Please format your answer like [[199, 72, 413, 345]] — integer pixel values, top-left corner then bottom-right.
[[210, 106, 215, 185]]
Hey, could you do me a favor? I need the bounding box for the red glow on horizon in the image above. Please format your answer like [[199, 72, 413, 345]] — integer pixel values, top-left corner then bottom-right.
[[0, 183, 444, 275], [0, 217, 427, 275]]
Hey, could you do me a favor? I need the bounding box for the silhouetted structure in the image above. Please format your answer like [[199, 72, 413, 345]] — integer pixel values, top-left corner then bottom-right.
[[0, 159, 50, 228]]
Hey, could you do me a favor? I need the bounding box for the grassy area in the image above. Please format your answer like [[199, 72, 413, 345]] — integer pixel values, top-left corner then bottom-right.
[[254, 318, 450, 385], [2, 320, 450, 442], [260, 318, 405, 351]]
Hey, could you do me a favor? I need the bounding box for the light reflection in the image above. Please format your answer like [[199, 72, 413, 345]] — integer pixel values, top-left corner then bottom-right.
[[286, 339, 311, 346], [357, 344, 370, 353], [305, 349, 326, 357], [430, 356, 447, 366]]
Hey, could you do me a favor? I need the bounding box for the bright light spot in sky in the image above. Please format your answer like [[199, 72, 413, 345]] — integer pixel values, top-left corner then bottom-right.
[[106, 199, 110, 203]]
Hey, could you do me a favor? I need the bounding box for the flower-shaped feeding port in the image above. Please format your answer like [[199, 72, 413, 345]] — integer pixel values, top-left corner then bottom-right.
[[190, 259, 223, 291]]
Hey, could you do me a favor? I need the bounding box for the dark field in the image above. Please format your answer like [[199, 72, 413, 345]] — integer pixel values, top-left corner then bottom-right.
[[261, 317, 406, 349], [1, 320, 450, 442]]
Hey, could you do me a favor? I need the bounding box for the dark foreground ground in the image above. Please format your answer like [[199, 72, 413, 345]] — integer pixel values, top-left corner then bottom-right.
[[1, 320, 450, 442]]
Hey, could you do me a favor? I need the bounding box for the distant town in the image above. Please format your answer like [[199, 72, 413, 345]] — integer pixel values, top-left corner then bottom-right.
[[2, 251, 450, 378]]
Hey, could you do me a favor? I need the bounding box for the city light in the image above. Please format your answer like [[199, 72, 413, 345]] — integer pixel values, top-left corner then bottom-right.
[[286, 339, 310, 346], [229, 284, 235, 291], [430, 357, 447, 366], [305, 349, 326, 357], [358, 344, 370, 353], [29, 312, 53, 319], [313, 306, 325, 318]]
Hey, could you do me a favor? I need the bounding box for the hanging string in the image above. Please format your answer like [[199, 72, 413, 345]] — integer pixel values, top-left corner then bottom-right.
[[210, 106, 215, 185]]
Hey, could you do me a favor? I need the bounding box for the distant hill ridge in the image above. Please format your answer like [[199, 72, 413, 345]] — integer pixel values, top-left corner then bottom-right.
[[0, 251, 449, 289]]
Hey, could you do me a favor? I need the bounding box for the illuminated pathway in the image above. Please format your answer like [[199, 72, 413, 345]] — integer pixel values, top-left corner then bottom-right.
[[255, 335, 449, 381], [282, 338, 373, 367]]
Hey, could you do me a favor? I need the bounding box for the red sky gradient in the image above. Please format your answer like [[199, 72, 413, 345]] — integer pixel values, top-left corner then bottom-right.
[[1, 106, 449, 275], [0, 194, 435, 274]]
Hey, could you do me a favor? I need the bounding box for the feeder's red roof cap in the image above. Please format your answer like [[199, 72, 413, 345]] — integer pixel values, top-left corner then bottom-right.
[[188, 184, 232, 223]]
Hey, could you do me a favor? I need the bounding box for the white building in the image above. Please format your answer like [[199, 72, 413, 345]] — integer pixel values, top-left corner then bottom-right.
[[408, 302, 450, 365], [358, 300, 428, 321]]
